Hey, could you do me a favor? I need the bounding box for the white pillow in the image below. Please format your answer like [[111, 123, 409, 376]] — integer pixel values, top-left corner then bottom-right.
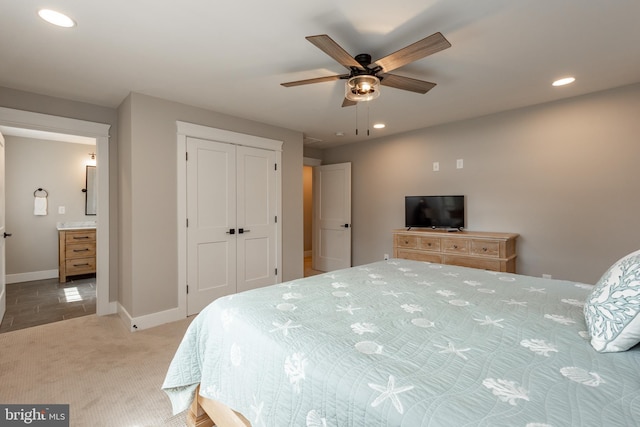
[[584, 249, 640, 352]]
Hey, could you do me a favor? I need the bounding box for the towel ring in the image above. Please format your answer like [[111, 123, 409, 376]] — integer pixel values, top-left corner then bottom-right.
[[34, 188, 48, 197]]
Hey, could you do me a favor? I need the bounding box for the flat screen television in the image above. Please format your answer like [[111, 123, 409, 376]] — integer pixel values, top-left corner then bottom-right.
[[405, 195, 465, 230]]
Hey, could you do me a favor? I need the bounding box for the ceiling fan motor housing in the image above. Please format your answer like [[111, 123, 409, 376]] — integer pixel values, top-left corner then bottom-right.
[[351, 53, 382, 78]]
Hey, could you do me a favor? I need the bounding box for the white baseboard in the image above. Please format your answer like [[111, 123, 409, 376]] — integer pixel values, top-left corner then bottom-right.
[[117, 303, 184, 332], [6, 269, 58, 284]]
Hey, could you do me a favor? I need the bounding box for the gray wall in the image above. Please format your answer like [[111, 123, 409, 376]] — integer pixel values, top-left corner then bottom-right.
[[5, 136, 95, 276], [118, 92, 304, 317], [322, 83, 640, 284]]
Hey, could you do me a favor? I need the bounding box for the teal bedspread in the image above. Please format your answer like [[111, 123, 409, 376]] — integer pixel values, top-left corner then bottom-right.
[[162, 259, 640, 426]]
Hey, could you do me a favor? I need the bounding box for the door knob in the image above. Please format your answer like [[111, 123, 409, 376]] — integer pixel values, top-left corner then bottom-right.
[[3, 232, 12, 238]]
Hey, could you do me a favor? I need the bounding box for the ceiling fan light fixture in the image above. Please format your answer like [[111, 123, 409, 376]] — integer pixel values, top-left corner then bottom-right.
[[345, 75, 380, 102]]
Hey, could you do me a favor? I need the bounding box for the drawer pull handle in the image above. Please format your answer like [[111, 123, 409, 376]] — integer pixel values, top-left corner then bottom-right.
[[73, 236, 90, 240], [427, 243, 432, 246], [73, 263, 90, 267], [482, 247, 488, 251], [453, 245, 458, 249], [404, 240, 409, 244], [73, 248, 90, 252]]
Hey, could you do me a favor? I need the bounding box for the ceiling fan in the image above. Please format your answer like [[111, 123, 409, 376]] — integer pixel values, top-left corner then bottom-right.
[[281, 32, 451, 107]]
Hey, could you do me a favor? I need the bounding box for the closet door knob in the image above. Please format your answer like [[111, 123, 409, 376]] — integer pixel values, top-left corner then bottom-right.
[[3, 232, 12, 238]]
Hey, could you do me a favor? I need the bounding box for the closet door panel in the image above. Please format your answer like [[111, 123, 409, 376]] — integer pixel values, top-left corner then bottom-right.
[[236, 146, 277, 293], [186, 138, 237, 315]]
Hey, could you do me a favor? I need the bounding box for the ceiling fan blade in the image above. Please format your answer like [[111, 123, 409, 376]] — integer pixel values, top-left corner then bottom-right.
[[306, 35, 363, 69], [380, 73, 436, 94], [373, 32, 451, 73], [281, 74, 348, 87], [342, 98, 357, 107]]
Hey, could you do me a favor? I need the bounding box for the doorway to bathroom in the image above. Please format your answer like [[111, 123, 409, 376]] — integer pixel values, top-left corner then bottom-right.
[[0, 107, 112, 332], [0, 133, 97, 333]]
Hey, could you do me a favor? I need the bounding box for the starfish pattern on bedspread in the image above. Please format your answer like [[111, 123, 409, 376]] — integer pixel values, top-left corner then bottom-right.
[[368, 375, 414, 415]]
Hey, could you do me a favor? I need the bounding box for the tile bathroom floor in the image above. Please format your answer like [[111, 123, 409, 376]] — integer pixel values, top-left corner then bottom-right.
[[0, 275, 96, 334]]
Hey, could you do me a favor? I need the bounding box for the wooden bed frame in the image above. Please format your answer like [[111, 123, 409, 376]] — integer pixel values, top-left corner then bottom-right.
[[187, 386, 251, 427]]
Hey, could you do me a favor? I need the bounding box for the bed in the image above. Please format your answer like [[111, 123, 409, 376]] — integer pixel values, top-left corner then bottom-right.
[[163, 255, 640, 426]]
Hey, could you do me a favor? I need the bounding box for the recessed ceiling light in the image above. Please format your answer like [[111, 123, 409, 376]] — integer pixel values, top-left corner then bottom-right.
[[373, 123, 386, 129], [552, 77, 575, 87], [38, 9, 76, 28]]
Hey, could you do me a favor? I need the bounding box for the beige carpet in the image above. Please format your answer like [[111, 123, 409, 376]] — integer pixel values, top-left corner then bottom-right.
[[0, 313, 194, 426]]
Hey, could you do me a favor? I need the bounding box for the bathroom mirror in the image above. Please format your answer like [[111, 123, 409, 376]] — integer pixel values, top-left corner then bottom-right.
[[85, 165, 97, 215]]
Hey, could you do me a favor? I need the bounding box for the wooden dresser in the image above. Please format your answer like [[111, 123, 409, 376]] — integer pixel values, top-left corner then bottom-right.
[[393, 229, 518, 273], [58, 228, 96, 282]]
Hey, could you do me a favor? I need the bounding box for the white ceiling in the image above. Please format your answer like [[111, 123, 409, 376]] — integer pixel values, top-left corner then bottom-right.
[[2, 0, 639, 149]]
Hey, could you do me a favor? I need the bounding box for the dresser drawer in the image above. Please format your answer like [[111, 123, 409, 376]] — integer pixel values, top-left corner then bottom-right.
[[65, 242, 96, 260], [65, 257, 96, 275], [419, 237, 441, 251], [442, 238, 470, 254], [445, 255, 501, 271], [395, 234, 418, 249], [65, 230, 96, 244], [396, 249, 442, 263], [470, 240, 500, 258]]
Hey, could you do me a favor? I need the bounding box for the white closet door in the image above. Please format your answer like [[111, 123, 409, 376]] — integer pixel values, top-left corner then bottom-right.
[[236, 146, 277, 292], [313, 162, 352, 271], [186, 137, 237, 315]]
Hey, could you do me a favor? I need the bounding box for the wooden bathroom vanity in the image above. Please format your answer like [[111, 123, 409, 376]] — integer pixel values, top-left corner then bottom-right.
[[58, 224, 96, 283]]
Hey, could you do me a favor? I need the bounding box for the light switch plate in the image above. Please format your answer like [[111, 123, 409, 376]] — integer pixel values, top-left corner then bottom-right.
[[456, 159, 464, 169], [433, 161, 440, 172]]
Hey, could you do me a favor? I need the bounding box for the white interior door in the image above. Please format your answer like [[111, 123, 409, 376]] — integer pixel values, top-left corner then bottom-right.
[[313, 162, 352, 271], [236, 146, 277, 292], [186, 137, 237, 315], [0, 132, 6, 322]]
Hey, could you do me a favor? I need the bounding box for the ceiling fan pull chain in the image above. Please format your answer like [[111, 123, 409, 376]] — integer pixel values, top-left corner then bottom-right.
[[367, 103, 370, 136], [355, 102, 359, 136]]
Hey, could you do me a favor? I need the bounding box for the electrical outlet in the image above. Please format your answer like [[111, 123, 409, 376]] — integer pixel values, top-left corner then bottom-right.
[[542, 274, 552, 279], [433, 161, 439, 172], [58, 206, 66, 214], [384, 253, 389, 260]]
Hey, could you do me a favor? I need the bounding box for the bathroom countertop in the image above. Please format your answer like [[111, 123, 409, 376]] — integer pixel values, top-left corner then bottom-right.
[[56, 221, 97, 231]]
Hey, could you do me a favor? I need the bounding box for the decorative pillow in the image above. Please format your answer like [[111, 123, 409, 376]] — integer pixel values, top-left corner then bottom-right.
[[584, 249, 640, 352]]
